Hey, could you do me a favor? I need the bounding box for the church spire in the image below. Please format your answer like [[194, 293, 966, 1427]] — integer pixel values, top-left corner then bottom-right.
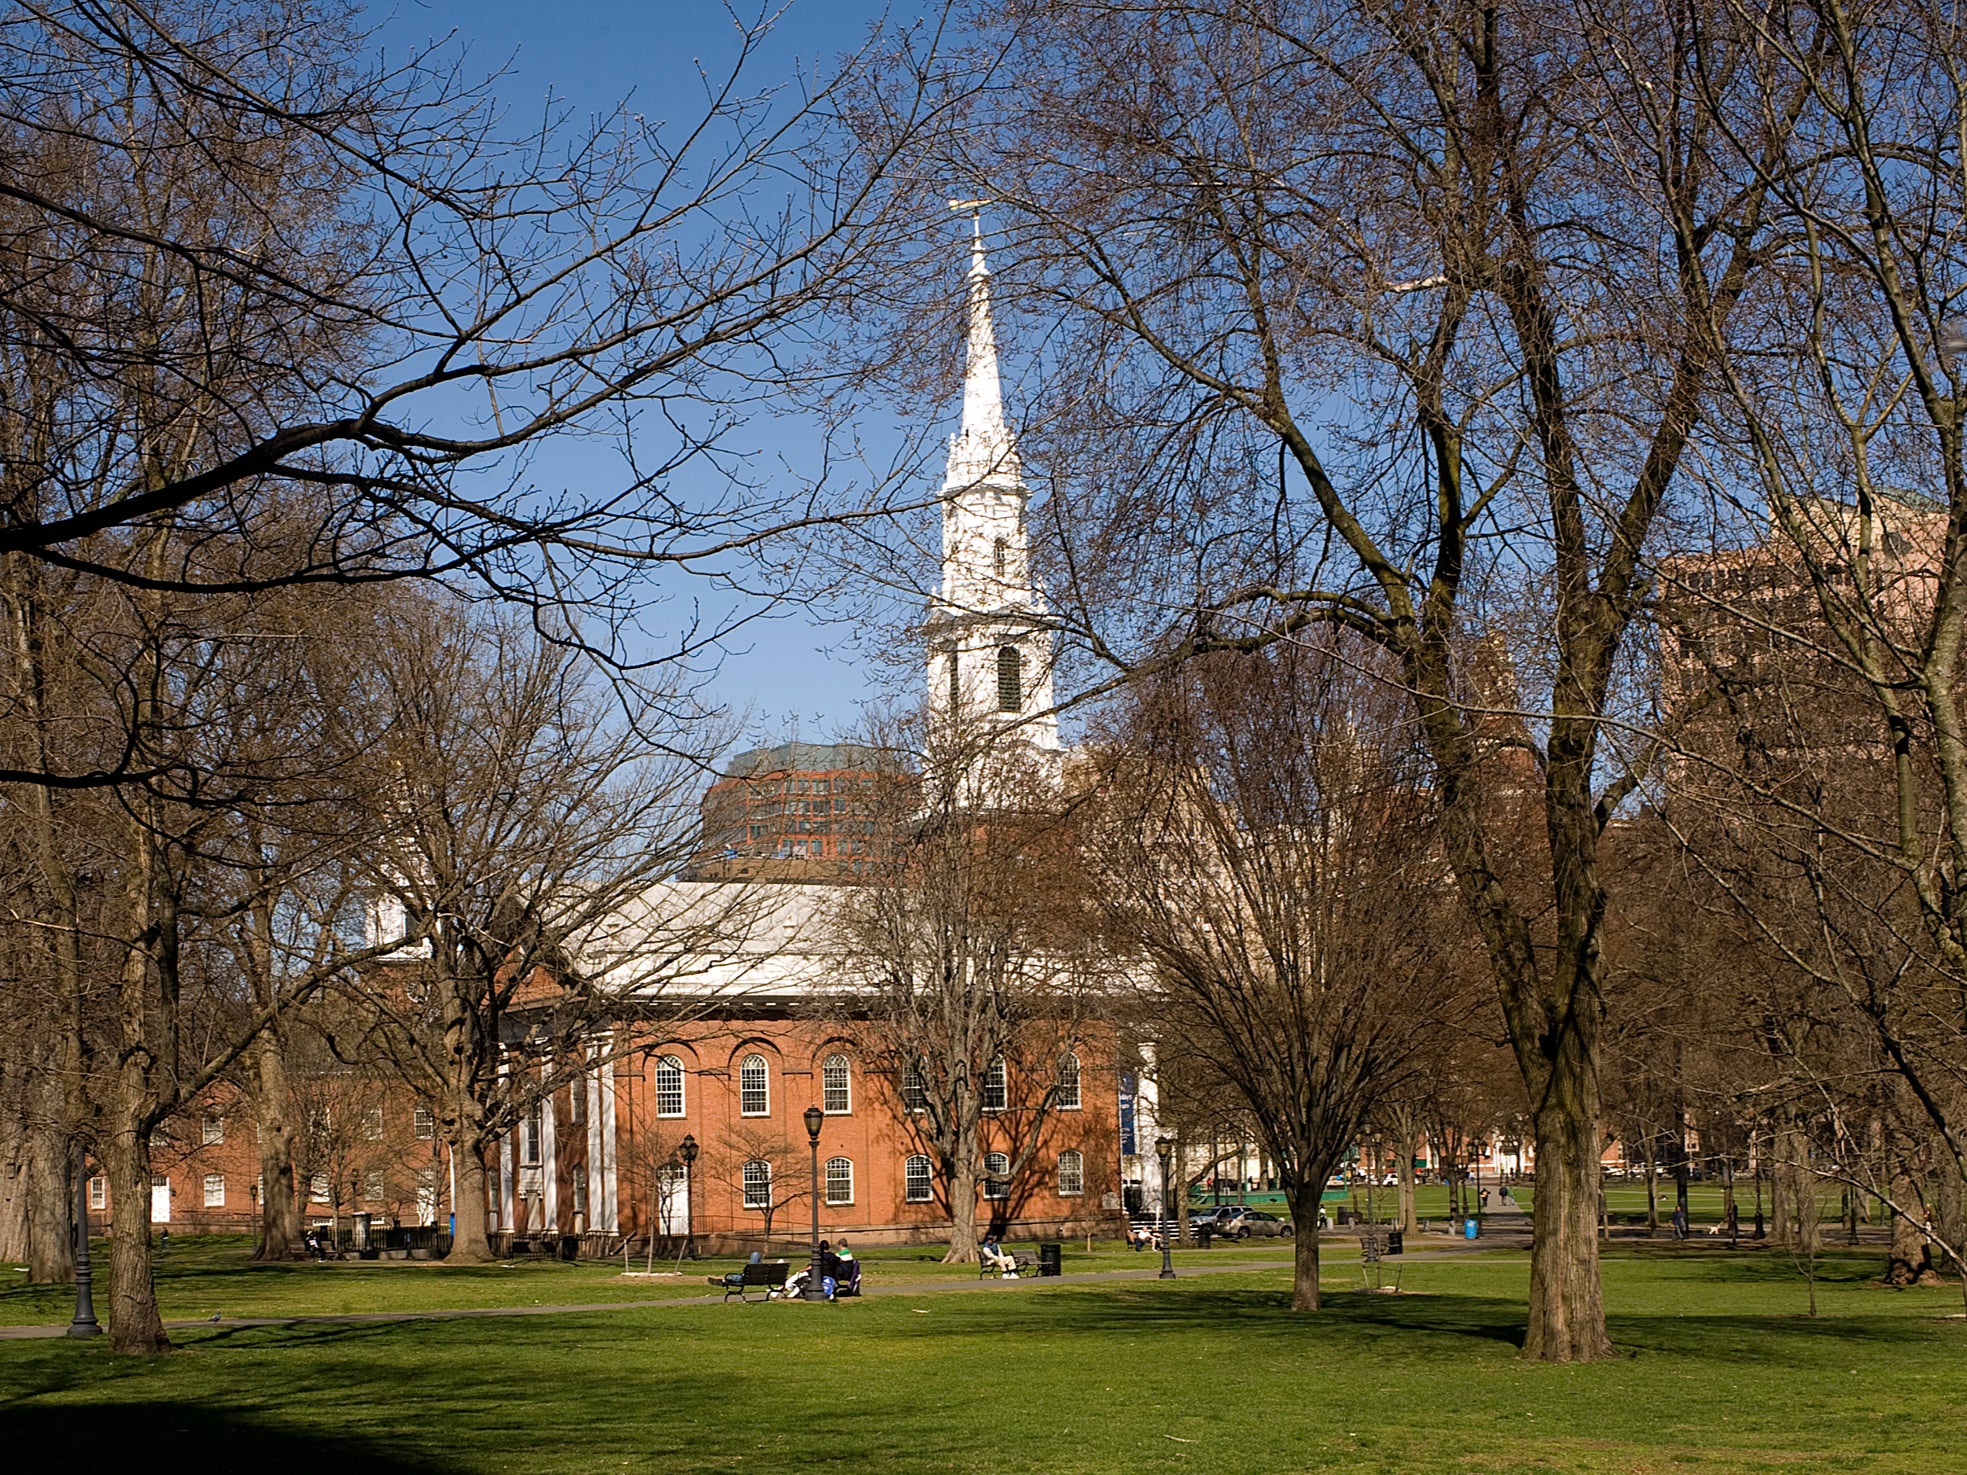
[[945, 207, 1020, 491]]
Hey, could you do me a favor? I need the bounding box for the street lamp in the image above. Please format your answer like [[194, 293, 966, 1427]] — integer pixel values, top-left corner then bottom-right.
[[802, 1105, 827, 1302], [68, 1144, 100, 1338], [678, 1134, 699, 1262], [1155, 1135, 1176, 1280]]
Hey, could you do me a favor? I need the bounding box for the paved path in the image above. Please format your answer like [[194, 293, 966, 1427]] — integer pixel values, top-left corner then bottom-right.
[[0, 1235, 1524, 1343]]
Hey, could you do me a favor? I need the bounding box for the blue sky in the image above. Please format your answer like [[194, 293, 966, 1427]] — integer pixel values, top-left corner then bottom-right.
[[379, 1, 950, 748]]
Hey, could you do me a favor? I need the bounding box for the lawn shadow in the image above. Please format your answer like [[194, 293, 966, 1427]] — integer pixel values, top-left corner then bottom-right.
[[0, 1402, 463, 1473]]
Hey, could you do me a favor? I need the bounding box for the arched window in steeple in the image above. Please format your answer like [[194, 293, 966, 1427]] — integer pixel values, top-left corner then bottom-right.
[[948, 650, 961, 715], [996, 646, 1022, 713], [993, 536, 1008, 581]]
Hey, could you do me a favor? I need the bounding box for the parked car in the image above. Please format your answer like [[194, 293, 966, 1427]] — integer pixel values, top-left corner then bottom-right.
[[1196, 1204, 1293, 1240]]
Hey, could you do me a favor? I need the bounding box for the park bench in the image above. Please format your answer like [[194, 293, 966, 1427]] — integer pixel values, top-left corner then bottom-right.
[[979, 1250, 1037, 1279], [711, 1260, 789, 1302]]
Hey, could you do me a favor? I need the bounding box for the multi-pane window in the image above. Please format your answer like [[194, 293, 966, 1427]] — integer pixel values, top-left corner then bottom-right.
[[996, 645, 1022, 712], [572, 1166, 589, 1219], [1056, 1052, 1082, 1111], [948, 651, 961, 714], [982, 1152, 1011, 1200], [521, 1101, 544, 1165], [309, 1173, 330, 1203], [901, 1061, 928, 1113], [742, 1159, 772, 1210], [363, 1104, 386, 1141], [201, 1113, 224, 1146], [825, 1157, 854, 1206], [655, 1055, 686, 1117], [822, 1054, 851, 1114], [981, 1058, 1008, 1113], [88, 1177, 107, 1211], [203, 1174, 226, 1208], [413, 1102, 436, 1140], [1058, 1150, 1085, 1197], [364, 1171, 385, 1203], [415, 1169, 439, 1223], [739, 1054, 770, 1116], [571, 1073, 587, 1126], [904, 1155, 933, 1203]]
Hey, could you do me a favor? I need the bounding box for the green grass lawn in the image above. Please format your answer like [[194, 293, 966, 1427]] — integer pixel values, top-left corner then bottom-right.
[[1, 1239, 1961, 1473], [0, 1236, 1282, 1325], [1202, 1182, 1841, 1228]]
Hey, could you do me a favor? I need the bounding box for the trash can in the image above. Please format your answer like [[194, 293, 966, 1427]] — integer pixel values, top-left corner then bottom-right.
[[1387, 1229, 1404, 1256], [1038, 1242, 1062, 1277], [1464, 1217, 1480, 1240], [1194, 1227, 1213, 1250]]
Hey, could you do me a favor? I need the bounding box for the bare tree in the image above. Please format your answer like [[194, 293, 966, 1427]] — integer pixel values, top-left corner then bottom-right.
[[0, 0, 950, 728], [852, 0, 1806, 1357], [835, 717, 1093, 1262], [1086, 638, 1476, 1308]]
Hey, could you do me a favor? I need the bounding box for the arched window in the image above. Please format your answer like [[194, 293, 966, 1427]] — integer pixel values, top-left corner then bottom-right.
[[996, 645, 1022, 712], [1056, 1052, 1082, 1111], [981, 1057, 1008, 1113], [1058, 1150, 1085, 1197], [822, 1054, 852, 1114], [742, 1159, 772, 1209], [993, 536, 1008, 581], [901, 1060, 928, 1113], [739, 1053, 770, 1116], [982, 1152, 1011, 1200], [654, 1055, 685, 1117], [825, 1157, 854, 1206], [904, 1154, 934, 1203], [948, 650, 961, 715]]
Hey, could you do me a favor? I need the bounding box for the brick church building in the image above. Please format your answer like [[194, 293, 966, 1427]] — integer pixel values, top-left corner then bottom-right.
[[100, 219, 1133, 1253]]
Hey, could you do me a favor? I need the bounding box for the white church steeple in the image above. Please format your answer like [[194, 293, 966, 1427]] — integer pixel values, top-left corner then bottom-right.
[[928, 208, 1060, 757]]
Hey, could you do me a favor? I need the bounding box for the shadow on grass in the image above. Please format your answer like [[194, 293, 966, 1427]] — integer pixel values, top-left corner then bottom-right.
[[0, 1402, 462, 1474]]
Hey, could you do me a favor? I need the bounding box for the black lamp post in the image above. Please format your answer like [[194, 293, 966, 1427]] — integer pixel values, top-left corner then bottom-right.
[[1155, 1134, 1176, 1280], [802, 1105, 827, 1302], [67, 1144, 100, 1338], [678, 1133, 699, 1261]]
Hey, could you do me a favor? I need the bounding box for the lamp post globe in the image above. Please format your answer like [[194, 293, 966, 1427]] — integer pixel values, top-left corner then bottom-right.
[[1155, 1135, 1176, 1280], [678, 1134, 699, 1261], [803, 1106, 827, 1302]]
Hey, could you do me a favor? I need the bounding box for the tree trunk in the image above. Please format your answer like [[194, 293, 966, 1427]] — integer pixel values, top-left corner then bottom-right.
[[1397, 1132, 1419, 1236], [447, 1139, 496, 1264], [942, 1147, 981, 1263], [106, 1131, 167, 1354], [1885, 1163, 1928, 1285], [1523, 1069, 1615, 1362], [1289, 1181, 1324, 1310], [21, 1116, 73, 1282], [1645, 1137, 1659, 1237], [1770, 1120, 1815, 1252], [250, 1033, 301, 1261]]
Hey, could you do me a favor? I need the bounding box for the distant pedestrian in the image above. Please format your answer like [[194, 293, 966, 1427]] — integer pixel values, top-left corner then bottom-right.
[[1670, 1204, 1689, 1240]]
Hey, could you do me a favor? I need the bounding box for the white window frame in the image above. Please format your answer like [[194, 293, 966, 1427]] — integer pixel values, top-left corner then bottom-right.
[[1057, 1052, 1082, 1111], [904, 1155, 933, 1204], [1058, 1150, 1085, 1197], [521, 1101, 544, 1165], [201, 1113, 224, 1146], [901, 1061, 928, 1113], [309, 1172, 330, 1203], [742, 1159, 772, 1210], [88, 1176, 107, 1211], [824, 1156, 854, 1206], [413, 1102, 436, 1140], [203, 1173, 226, 1208], [364, 1170, 385, 1202], [822, 1054, 852, 1115], [363, 1104, 385, 1141], [982, 1152, 1011, 1201], [655, 1055, 686, 1118], [981, 1058, 1008, 1113], [739, 1054, 770, 1117]]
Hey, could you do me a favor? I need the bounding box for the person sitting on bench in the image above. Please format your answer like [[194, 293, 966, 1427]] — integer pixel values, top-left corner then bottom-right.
[[981, 1235, 1019, 1277], [719, 1250, 763, 1291]]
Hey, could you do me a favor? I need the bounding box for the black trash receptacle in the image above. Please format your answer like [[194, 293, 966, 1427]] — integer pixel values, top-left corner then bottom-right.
[[1195, 1227, 1213, 1250], [1387, 1229, 1404, 1255], [1038, 1242, 1063, 1277]]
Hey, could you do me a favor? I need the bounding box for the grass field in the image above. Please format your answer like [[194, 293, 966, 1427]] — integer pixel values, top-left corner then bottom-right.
[[1, 1238, 1961, 1474], [1203, 1182, 1841, 1228]]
